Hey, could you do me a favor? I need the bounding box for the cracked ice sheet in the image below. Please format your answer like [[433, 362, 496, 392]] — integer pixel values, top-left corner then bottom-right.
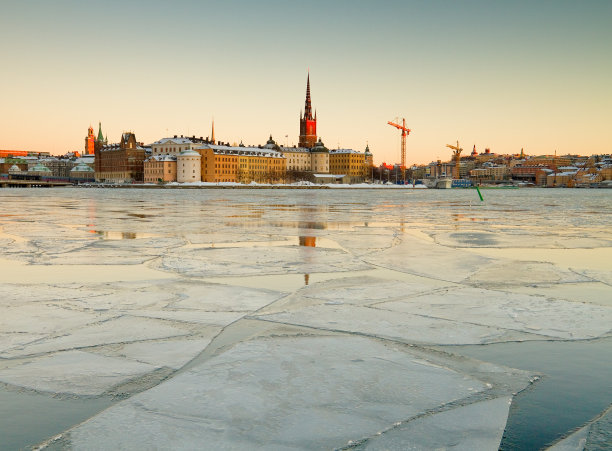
[[466, 261, 591, 289], [164, 282, 288, 312], [257, 276, 454, 315], [29, 237, 186, 266], [0, 304, 111, 348], [183, 232, 290, 244], [356, 397, 512, 450], [376, 287, 612, 340], [546, 405, 612, 450], [0, 258, 176, 285], [299, 276, 451, 305], [102, 338, 217, 370], [0, 316, 192, 358], [363, 235, 493, 283], [0, 350, 155, 396], [0, 283, 117, 305], [66, 336, 492, 450], [255, 304, 538, 345], [464, 247, 612, 273], [504, 282, 612, 308], [432, 230, 612, 249], [325, 230, 399, 256], [126, 310, 246, 326], [154, 245, 372, 277]]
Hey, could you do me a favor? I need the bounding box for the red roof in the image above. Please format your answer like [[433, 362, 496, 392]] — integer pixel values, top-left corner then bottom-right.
[[0, 150, 30, 157]]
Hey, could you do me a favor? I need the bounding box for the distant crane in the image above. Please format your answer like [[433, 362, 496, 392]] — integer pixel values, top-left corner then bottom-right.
[[446, 140, 463, 179], [387, 118, 411, 170]]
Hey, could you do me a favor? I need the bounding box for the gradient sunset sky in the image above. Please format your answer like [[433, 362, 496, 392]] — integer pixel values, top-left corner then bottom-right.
[[1, 0, 610, 164]]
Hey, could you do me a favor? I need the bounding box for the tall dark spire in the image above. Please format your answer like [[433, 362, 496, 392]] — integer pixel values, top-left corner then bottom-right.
[[299, 72, 317, 148], [97, 122, 104, 142], [304, 73, 313, 120]]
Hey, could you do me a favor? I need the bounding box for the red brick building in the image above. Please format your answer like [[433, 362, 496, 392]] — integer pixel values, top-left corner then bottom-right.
[[95, 132, 146, 183]]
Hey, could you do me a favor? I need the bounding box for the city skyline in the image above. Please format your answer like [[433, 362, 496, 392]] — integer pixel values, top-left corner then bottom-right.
[[1, 1, 611, 164]]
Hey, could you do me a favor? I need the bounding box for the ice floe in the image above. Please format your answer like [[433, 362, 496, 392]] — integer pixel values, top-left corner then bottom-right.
[[65, 335, 515, 449]]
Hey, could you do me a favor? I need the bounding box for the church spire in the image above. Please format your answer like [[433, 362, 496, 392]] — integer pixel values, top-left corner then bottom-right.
[[304, 73, 313, 120], [97, 122, 104, 142]]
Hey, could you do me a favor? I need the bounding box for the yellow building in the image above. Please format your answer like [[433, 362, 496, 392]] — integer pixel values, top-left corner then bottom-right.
[[528, 156, 572, 168], [329, 148, 369, 183], [196, 144, 286, 184], [144, 155, 177, 183]]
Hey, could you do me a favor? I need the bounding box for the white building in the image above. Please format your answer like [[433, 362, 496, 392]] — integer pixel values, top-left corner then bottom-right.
[[177, 149, 201, 183]]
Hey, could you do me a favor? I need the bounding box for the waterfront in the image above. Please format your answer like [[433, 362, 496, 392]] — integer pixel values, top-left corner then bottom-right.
[[0, 188, 611, 450]]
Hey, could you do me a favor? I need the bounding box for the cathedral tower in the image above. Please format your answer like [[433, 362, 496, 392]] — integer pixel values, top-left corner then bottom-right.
[[85, 126, 95, 155], [298, 73, 317, 148]]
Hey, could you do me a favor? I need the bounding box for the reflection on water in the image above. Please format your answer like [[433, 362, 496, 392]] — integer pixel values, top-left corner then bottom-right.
[[299, 236, 316, 247], [94, 231, 158, 240], [299, 236, 316, 285]]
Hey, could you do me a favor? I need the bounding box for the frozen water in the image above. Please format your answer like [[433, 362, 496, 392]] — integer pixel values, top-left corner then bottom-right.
[[0, 316, 192, 358], [376, 287, 612, 340], [357, 397, 512, 450], [364, 234, 494, 283], [0, 188, 609, 450], [255, 303, 539, 345], [104, 338, 218, 370], [155, 245, 373, 277], [546, 405, 612, 450], [65, 335, 505, 449], [0, 350, 155, 396]]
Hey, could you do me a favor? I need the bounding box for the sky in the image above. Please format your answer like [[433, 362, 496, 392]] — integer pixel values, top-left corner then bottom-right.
[[1, 0, 611, 165]]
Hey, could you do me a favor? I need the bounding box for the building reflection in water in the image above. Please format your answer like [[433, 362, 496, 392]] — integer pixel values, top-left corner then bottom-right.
[[299, 235, 316, 286]]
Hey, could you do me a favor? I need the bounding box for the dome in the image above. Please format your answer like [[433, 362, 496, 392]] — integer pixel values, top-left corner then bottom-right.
[[311, 139, 329, 153], [178, 149, 200, 157], [29, 163, 52, 173], [8, 164, 21, 173], [71, 163, 94, 173]]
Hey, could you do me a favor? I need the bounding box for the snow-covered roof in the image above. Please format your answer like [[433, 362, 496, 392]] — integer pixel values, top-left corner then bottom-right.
[[280, 147, 310, 154], [551, 171, 578, 176], [151, 137, 199, 146], [75, 156, 95, 164], [313, 173, 345, 178], [197, 144, 285, 159], [29, 163, 52, 173], [178, 149, 200, 157], [71, 164, 94, 172], [146, 155, 177, 162], [329, 149, 362, 155]]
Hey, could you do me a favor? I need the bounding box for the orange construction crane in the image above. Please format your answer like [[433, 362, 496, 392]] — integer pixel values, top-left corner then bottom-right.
[[387, 118, 411, 170], [446, 140, 463, 179]]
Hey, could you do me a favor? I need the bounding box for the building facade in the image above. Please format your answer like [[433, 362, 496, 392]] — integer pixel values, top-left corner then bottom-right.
[[329, 148, 370, 182], [151, 136, 209, 156], [144, 155, 177, 183], [95, 132, 147, 183], [196, 144, 285, 184], [177, 150, 201, 183]]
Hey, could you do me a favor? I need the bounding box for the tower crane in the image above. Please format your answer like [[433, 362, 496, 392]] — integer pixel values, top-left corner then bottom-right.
[[387, 118, 411, 171], [446, 140, 463, 179]]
